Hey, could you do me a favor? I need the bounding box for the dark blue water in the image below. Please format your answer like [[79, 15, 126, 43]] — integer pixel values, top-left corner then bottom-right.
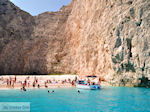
[[0, 87, 150, 112]]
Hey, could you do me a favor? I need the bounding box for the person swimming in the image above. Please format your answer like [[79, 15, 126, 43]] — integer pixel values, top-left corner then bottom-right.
[[22, 86, 26, 91], [51, 90, 54, 93], [77, 90, 80, 93], [48, 90, 54, 93]]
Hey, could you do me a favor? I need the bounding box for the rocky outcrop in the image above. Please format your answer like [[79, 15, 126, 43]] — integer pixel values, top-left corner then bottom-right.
[[64, 0, 150, 87], [0, 0, 35, 74], [0, 0, 150, 87], [0, 0, 73, 74]]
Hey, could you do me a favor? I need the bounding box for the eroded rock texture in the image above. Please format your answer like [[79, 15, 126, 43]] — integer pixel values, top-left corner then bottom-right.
[[0, 0, 35, 74], [0, 0, 150, 87]]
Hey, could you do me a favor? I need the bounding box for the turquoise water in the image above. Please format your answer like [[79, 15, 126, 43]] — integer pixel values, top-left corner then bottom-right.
[[0, 87, 150, 112]]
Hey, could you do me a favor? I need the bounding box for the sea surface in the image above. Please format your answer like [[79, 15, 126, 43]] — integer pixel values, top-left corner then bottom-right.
[[0, 87, 150, 112]]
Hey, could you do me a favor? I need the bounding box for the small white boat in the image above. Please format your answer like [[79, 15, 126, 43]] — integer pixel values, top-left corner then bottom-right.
[[76, 80, 101, 90]]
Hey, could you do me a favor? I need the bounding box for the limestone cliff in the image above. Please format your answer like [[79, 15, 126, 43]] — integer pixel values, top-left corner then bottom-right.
[[0, 0, 35, 74], [66, 0, 150, 87], [0, 0, 150, 87]]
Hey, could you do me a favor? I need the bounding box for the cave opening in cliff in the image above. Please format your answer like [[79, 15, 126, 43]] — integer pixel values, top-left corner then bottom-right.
[[10, 0, 72, 16]]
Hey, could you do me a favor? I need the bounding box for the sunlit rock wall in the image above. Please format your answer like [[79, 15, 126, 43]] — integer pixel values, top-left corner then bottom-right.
[[0, 0, 150, 87], [64, 0, 150, 87]]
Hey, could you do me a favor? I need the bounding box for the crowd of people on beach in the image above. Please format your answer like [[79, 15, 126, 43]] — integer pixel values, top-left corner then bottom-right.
[[0, 75, 106, 91], [0, 76, 78, 90], [20, 76, 77, 91]]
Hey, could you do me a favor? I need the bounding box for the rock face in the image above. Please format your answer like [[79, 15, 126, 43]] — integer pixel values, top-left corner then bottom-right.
[[0, 0, 35, 74], [0, 0, 150, 87], [64, 0, 150, 87]]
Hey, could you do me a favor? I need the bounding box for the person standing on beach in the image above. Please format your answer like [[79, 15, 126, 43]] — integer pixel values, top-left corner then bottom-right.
[[45, 82, 48, 88], [6, 79, 9, 86], [27, 81, 30, 87], [33, 82, 35, 88], [12, 80, 15, 88], [71, 81, 75, 86], [75, 76, 78, 82], [36, 79, 38, 84], [38, 84, 40, 88], [24, 80, 27, 87], [9, 77, 12, 86], [14, 76, 16, 83], [98, 77, 101, 85]]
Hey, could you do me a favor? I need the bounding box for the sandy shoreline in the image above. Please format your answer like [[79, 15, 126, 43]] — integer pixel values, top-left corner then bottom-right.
[[0, 75, 110, 90], [0, 75, 77, 90]]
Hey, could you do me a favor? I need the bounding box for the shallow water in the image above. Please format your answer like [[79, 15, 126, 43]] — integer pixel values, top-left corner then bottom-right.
[[0, 87, 150, 112]]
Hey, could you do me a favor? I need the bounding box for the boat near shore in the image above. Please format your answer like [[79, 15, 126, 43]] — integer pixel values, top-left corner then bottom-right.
[[76, 81, 101, 90], [76, 75, 101, 90]]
